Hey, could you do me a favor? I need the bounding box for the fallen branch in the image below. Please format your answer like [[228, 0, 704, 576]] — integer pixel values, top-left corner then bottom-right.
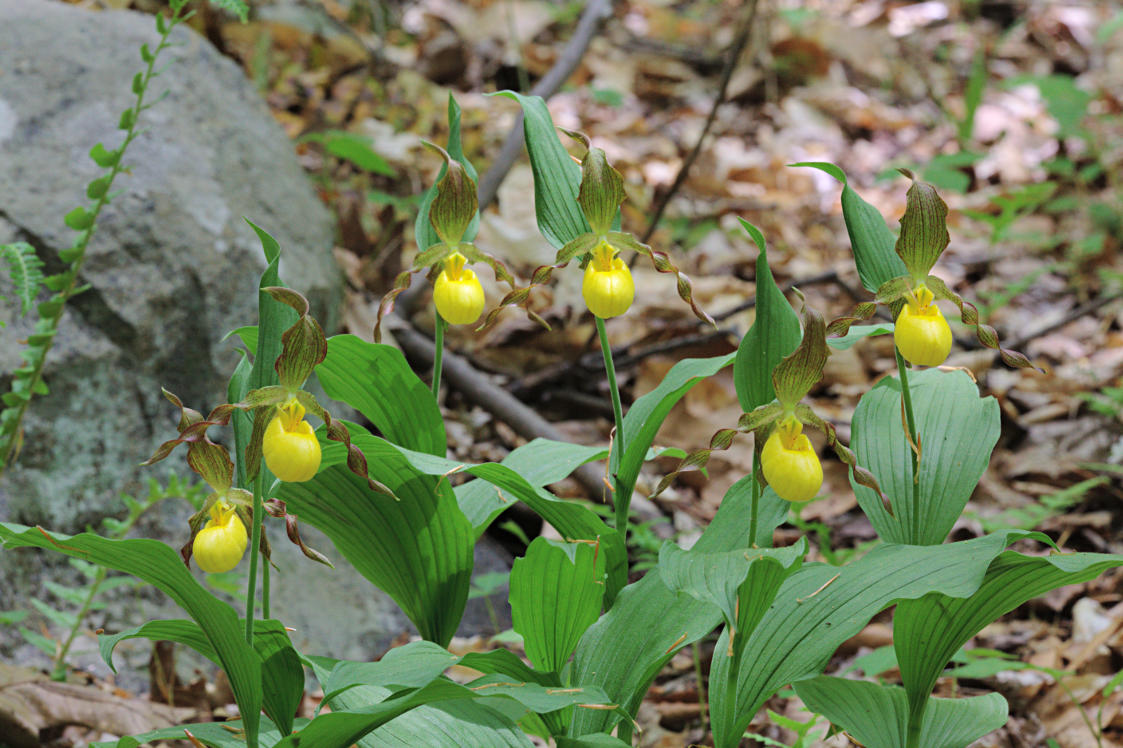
[[385, 314, 668, 528], [1006, 292, 1123, 352], [639, 0, 761, 245], [477, 0, 614, 210]]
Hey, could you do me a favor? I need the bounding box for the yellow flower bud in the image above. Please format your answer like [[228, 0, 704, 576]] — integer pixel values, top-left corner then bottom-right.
[[894, 284, 952, 367], [193, 502, 248, 574], [761, 416, 823, 503], [582, 242, 634, 319], [433, 252, 485, 325], [263, 399, 321, 483]]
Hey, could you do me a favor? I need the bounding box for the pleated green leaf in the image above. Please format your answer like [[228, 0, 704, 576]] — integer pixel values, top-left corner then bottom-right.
[[556, 736, 632, 748], [239, 219, 297, 490], [707, 530, 1040, 748], [493, 91, 589, 248], [511, 537, 606, 673], [0, 524, 262, 742], [567, 476, 786, 738], [364, 701, 535, 747], [318, 430, 627, 608], [317, 334, 446, 456], [733, 220, 801, 412], [301, 643, 620, 748], [99, 616, 303, 733], [659, 538, 806, 659], [794, 676, 1008, 748], [920, 692, 1010, 748], [827, 323, 893, 350], [795, 676, 908, 746], [790, 162, 907, 293], [254, 620, 306, 735], [276, 455, 473, 646], [320, 641, 462, 695], [91, 719, 288, 748], [308, 647, 533, 748], [454, 438, 604, 536], [613, 353, 737, 542], [100, 619, 216, 668], [273, 679, 480, 748], [850, 368, 999, 545], [895, 549, 1123, 722]]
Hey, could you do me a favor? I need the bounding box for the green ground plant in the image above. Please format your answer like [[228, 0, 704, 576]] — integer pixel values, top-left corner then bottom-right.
[[1, 5, 1121, 748], [1, 475, 206, 682]]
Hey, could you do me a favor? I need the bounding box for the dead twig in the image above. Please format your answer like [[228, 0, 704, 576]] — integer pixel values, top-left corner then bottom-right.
[[385, 314, 668, 530], [639, 0, 761, 245], [477, 0, 614, 211], [1006, 292, 1123, 352]]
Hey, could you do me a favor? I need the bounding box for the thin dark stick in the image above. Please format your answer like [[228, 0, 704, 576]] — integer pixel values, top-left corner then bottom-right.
[[639, 0, 761, 245], [386, 314, 667, 527], [477, 0, 613, 210], [611, 329, 736, 370], [1006, 293, 1122, 351]]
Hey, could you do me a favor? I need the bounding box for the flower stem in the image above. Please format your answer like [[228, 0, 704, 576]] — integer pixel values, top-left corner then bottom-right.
[[745, 444, 763, 545], [595, 316, 627, 533], [894, 347, 922, 543], [432, 312, 446, 398], [906, 712, 923, 748], [245, 471, 264, 645], [261, 537, 271, 620]]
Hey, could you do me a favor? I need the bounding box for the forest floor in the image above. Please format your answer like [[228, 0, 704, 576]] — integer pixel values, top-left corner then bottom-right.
[[40, 0, 1123, 745]]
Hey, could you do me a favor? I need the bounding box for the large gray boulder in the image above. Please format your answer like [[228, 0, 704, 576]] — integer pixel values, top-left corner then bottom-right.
[[0, 0, 499, 683], [0, 0, 342, 527]]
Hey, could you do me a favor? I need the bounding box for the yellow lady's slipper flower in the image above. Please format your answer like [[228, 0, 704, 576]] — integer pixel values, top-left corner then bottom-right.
[[433, 252, 486, 325], [263, 399, 321, 482], [894, 284, 952, 367], [193, 502, 248, 573], [761, 415, 823, 503], [582, 241, 634, 319]]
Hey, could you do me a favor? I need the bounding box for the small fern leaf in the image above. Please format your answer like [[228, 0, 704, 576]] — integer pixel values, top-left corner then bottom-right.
[[207, 0, 248, 21], [1, 243, 45, 317]]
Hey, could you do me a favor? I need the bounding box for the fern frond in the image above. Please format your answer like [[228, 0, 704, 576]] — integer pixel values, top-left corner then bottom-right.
[[0, 242, 45, 317]]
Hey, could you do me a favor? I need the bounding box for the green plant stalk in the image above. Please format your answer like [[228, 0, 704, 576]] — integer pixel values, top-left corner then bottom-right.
[[749, 451, 762, 545], [896, 348, 926, 748], [245, 472, 264, 645], [0, 8, 183, 474], [261, 539, 271, 620], [432, 312, 446, 397], [894, 347, 921, 543], [51, 479, 197, 679], [51, 565, 108, 681], [726, 643, 745, 748], [905, 704, 924, 748], [595, 316, 627, 533], [1059, 676, 1104, 748]]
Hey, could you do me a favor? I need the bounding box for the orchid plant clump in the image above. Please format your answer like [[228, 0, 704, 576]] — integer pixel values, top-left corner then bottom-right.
[[0, 9, 1120, 748]]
